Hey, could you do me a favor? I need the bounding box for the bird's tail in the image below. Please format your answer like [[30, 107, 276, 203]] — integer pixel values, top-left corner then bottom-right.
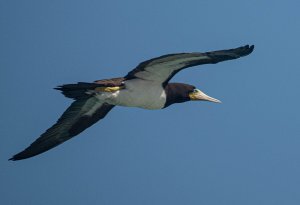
[[55, 82, 100, 100]]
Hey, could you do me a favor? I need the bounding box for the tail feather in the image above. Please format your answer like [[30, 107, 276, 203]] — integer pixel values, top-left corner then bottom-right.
[[55, 82, 100, 100], [55, 78, 125, 100]]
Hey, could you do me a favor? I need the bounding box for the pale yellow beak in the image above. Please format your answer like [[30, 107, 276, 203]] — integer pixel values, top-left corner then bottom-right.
[[189, 89, 221, 103]]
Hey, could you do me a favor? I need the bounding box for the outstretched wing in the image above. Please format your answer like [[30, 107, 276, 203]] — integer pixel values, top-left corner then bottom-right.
[[10, 97, 114, 161], [125, 45, 254, 85]]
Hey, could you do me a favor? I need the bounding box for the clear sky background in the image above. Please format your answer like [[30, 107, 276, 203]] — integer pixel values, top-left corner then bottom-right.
[[1, 0, 300, 204]]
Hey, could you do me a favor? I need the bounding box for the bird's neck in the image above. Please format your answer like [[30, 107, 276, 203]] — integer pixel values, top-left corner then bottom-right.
[[163, 83, 190, 108]]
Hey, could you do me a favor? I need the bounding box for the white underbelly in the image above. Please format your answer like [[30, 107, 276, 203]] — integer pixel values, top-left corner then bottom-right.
[[96, 79, 167, 110]]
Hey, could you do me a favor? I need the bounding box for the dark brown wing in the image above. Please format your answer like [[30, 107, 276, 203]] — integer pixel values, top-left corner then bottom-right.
[[125, 45, 254, 86], [10, 97, 114, 161]]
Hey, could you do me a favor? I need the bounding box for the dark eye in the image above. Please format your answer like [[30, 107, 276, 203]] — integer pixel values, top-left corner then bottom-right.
[[193, 89, 198, 93]]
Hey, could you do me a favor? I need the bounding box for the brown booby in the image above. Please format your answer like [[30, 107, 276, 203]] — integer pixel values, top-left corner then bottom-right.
[[10, 45, 254, 160]]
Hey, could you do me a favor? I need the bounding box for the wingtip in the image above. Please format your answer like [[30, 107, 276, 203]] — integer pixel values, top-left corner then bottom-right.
[[248, 44, 255, 52], [9, 155, 31, 161], [9, 150, 33, 161], [54, 86, 63, 91], [238, 44, 255, 56], [9, 154, 22, 161], [8, 156, 17, 161]]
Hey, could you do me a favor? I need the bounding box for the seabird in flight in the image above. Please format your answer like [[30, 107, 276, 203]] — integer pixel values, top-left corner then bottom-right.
[[10, 45, 254, 160]]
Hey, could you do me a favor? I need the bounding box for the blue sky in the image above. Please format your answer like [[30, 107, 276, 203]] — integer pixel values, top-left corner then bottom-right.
[[1, 0, 300, 204]]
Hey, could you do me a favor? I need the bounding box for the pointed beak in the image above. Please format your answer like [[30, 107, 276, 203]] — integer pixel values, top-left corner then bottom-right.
[[189, 89, 221, 103]]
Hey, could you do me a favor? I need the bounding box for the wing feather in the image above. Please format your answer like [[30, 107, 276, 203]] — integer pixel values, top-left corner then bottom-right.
[[10, 97, 114, 160], [125, 45, 254, 85]]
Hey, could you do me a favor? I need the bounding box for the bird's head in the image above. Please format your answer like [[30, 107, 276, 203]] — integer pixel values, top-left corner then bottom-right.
[[188, 88, 221, 103], [164, 83, 221, 108]]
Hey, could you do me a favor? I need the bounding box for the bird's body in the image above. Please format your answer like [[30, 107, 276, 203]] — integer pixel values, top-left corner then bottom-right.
[[10, 45, 254, 161], [97, 79, 167, 109]]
